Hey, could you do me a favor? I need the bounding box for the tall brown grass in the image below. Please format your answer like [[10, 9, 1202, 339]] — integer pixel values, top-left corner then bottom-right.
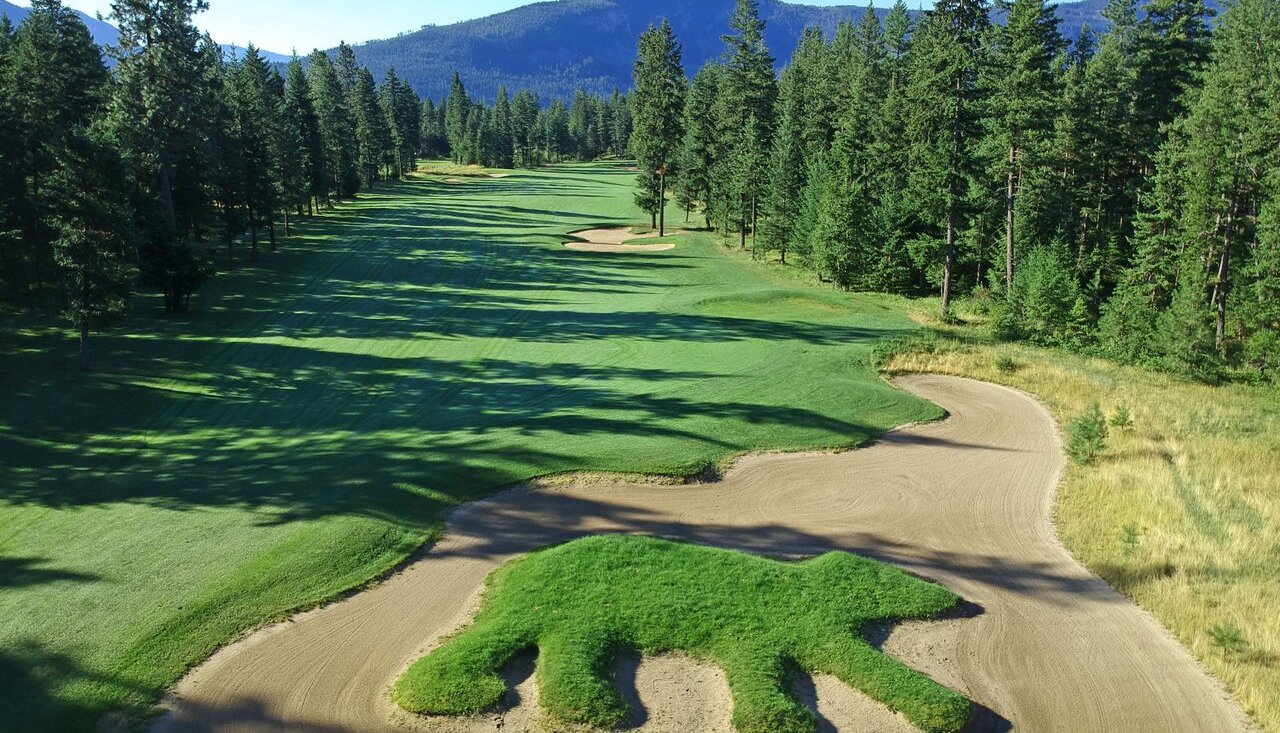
[[884, 304, 1280, 731]]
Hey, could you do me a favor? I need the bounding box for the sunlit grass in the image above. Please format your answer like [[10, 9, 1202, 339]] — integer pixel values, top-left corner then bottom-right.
[[0, 163, 936, 730], [394, 535, 970, 733], [883, 302, 1280, 731]]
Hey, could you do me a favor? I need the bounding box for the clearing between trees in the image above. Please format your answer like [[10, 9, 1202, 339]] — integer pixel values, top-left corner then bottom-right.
[[0, 163, 933, 731]]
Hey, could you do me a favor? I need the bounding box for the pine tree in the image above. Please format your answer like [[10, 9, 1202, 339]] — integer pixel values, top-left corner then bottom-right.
[[307, 50, 358, 202], [334, 42, 360, 98], [511, 90, 540, 167], [351, 67, 387, 187], [230, 45, 281, 258], [761, 55, 808, 261], [1172, 0, 1279, 350], [720, 0, 778, 246], [792, 26, 834, 159], [885, 0, 914, 66], [984, 0, 1063, 290], [1133, 0, 1214, 163], [609, 90, 632, 155], [790, 151, 831, 267], [47, 126, 137, 369], [540, 99, 570, 162], [7, 0, 109, 303], [733, 112, 770, 255], [903, 0, 990, 317], [445, 71, 470, 162], [1075, 0, 1143, 287], [379, 68, 406, 179], [675, 64, 722, 229], [283, 57, 324, 217], [109, 0, 218, 313], [630, 20, 686, 234], [492, 86, 515, 168]]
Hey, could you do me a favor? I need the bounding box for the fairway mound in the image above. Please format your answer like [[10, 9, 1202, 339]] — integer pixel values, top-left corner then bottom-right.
[[564, 227, 677, 252], [157, 376, 1254, 733]]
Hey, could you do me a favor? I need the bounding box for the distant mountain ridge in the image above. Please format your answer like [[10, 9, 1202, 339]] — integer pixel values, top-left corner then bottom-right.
[[345, 0, 1114, 102], [0, 0, 290, 64], [0, 0, 1127, 101], [0, 0, 119, 45]]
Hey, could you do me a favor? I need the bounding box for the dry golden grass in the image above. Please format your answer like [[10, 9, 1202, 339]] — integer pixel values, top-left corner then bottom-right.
[[883, 303, 1280, 732], [414, 161, 494, 177]]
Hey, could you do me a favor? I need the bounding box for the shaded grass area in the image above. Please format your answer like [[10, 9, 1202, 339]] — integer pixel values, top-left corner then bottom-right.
[[0, 163, 937, 731], [393, 535, 970, 733], [881, 301, 1280, 732]]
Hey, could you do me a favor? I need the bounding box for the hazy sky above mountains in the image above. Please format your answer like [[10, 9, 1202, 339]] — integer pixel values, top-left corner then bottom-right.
[[14, 0, 882, 54]]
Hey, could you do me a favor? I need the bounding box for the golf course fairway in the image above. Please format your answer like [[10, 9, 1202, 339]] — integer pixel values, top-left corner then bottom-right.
[[0, 163, 938, 731]]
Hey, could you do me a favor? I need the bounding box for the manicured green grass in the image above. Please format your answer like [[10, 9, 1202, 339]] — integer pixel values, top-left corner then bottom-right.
[[0, 163, 938, 731], [394, 535, 970, 733]]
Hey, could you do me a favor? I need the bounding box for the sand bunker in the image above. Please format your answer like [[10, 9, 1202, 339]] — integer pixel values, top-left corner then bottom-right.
[[443, 178, 464, 184], [155, 376, 1252, 733], [489, 173, 512, 179], [564, 227, 676, 253]]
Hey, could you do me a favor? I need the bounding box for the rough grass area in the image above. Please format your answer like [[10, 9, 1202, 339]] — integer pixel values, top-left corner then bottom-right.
[[393, 535, 970, 733], [0, 163, 937, 731], [415, 160, 497, 177], [882, 302, 1280, 732]]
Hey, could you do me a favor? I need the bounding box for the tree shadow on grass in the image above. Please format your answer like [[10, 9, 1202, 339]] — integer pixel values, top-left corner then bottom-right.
[[0, 644, 150, 733], [0, 556, 100, 588]]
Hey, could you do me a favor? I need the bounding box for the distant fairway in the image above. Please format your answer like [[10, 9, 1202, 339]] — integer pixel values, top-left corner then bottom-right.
[[0, 163, 936, 730]]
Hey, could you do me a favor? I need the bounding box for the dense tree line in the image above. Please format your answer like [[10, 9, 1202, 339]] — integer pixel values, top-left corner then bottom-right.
[[420, 72, 632, 168], [0, 1, 422, 367], [631, 0, 1280, 382]]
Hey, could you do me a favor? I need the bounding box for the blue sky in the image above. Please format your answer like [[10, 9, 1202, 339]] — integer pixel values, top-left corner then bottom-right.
[[16, 0, 881, 54]]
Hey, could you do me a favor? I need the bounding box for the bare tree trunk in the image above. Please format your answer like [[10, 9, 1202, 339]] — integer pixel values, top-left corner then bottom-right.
[[284, 208, 291, 238], [1006, 146, 1016, 291], [269, 217, 277, 252], [250, 221, 259, 262], [658, 171, 666, 237], [943, 204, 956, 318], [158, 164, 177, 232], [1214, 190, 1238, 350], [750, 195, 758, 252], [79, 318, 90, 371]]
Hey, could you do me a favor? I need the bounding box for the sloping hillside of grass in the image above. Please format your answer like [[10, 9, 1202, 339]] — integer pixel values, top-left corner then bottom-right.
[[882, 304, 1279, 732], [0, 163, 936, 731]]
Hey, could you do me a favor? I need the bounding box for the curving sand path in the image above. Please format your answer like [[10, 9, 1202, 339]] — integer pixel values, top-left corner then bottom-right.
[[564, 228, 677, 252], [153, 376, 1251, 733]]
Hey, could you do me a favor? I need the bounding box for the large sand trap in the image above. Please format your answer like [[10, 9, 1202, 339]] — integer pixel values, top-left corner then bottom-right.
[[564, 228, 676, 253], [153, 376, 1252, 733]]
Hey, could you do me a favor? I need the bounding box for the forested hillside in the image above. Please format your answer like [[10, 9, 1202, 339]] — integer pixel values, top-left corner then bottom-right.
[[348, 0, 1116, 101], [0, 0, 117, 44], [621, 0, 1279, 384]]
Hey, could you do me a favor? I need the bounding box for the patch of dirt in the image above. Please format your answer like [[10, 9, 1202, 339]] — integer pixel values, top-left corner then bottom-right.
[[155, 376, 1254, 733], [397, 655, 733, 733]]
